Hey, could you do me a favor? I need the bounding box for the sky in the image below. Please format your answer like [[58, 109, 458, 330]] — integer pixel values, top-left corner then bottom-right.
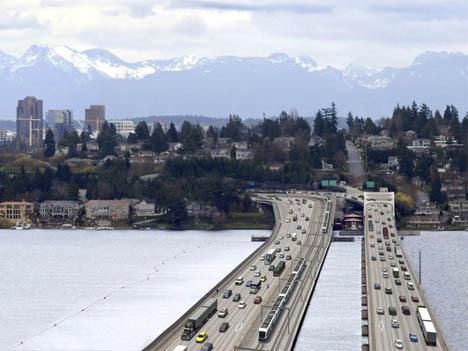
[[0, 0, 467, 68]]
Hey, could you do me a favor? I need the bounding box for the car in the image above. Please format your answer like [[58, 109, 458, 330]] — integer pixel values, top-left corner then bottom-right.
[[389, 306, 397, 316], [218, 307, 228, 318], [401, 265, 407, 271], [401, 306, 411, 315], [378, 245, 384, 250], [235, 276, 244, 285], [286, 219, 290, 223], [404, 272, 411, 280], [195, 331, 208, 343], [268, 265, 275, 271], [260, 275, 267, 282], [380, 256, 386, 262], [279, 253, 285, 258], [379, 250, 384, 256], [388, 255, 394, 260], [305, 217, 309, 221], [371, 256, 377, 261], [395, 279, 402, 286], [382, 267, 387, 273], [296, 225, 301, 230], [250, 265, 257, 271], [286, 255, 292, 260], [399, 259, 405, 264], [284, 246, 290, 251], [219, 322, 229, 333], [395, 339, 403, 349], [254, 296, 262, 304], [286, 233, 291, 238], [301, 229, 306, 234], [297, 240, 302, 245], [238, 300, 246, 309], [399, 295, 407, 303], [392, 238, 397, 243], [374, 283, 381, 290], [407, 282, 415, 290], [385, 287, 392, 294], [370, 243, 375, 247], [411, 295, 419, 303], [386, 246, 391, 252], [276, 248, 281, 253], [391, 319, 399, 328], [369, 234, 374, 238], [255, 270, 261, 277], [409, 333, 418, 342], [245, 280, 252, 287], [376, 307, 384, 315], [383, 272, 389, 278], [377, 238, 382, 242], [232, 292, 242, 301], [222, 289, 232, 298], [201, 342, 213, 351], [275, 240, 280, 245], [260, 255, 265, 261], [390, 261, 396, 267], [278, 235, 284, 240]]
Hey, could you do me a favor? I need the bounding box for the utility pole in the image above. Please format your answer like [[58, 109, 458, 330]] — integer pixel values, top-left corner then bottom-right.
[[419, 249, 422, 284]]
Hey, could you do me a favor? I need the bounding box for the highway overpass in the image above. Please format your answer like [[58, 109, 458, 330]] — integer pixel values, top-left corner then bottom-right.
[[143, 192, 335, 351]]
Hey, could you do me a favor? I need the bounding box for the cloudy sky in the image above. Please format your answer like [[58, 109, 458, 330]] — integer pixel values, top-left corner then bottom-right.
[[0, 0, 467, 68]]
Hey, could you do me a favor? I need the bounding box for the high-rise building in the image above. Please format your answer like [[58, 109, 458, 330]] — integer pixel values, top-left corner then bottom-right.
[[85, 105, 105, 132], [0, 128, 8, 146], [16, 96, 43, 149], [109, 120, 135, 138], [46, 109, 73, 140]]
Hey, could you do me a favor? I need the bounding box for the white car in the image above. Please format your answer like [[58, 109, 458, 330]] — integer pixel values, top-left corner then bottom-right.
[[278, 235, 283, 240], [254, 270, 261, 277], [407, 282, 415, 290], [391, 319, 399, 328], [395, 339, 403, 349], [235, 276, 244, 285], [250, 265, 256, 271], [260, 255, 265, 261], [238, 301, 246, 309], [376, 307, 384, 315]]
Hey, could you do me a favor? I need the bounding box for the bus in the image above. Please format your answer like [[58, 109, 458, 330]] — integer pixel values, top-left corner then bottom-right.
[[265, 249, 276, 265], [394, 245, 403, 258], [417, 306, 437, 346], [273, 261, 286, 276], [392, 267, 400, 278]]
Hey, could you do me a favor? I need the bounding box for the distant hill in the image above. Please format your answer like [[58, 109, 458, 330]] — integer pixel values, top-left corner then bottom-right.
[[0, 45, 466, 118]]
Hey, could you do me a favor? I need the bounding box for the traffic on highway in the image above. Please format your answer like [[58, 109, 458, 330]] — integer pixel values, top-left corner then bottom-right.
[[365, 200, 447, 351]]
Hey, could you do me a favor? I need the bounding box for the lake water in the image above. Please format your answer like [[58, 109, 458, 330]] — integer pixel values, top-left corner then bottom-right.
[[0, 229, 266, 350], [401, 231, 468, 351], [295, 240, 362, 351]]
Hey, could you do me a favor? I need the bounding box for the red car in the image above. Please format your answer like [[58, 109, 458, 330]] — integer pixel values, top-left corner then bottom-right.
[[411, 295, 419, 303], [254, 296, 262, 304], [401, 265, 407, 271], [399, 296, 407, 303]]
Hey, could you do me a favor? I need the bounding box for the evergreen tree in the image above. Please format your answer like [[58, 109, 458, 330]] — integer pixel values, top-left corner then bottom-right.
[[135, 121, 150, 141], [429, 167, 444, 204], [150, 123, 169, 161], [96, 122, 118, 158], [230, 145, 236, 159], [44, 129, 56, 157], [166, 122, 179, 142], [313, 110, 325, 136], [127, 133, 138, 144]]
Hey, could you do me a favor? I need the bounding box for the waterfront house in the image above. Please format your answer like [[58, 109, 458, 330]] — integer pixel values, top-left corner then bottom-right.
[[0, 201, 34, 224], [85, 199, 133, 222], [39, 200, 80, 223]]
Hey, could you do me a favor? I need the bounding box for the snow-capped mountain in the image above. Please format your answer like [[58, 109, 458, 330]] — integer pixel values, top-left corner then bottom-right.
[[0, 45, 466, 118]]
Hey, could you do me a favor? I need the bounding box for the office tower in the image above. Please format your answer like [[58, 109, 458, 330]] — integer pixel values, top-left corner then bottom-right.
[[109, 120, 135, 138], [16, 96, 43, 149], [85, 105, 105, 132], [46, 109, 73, 140]]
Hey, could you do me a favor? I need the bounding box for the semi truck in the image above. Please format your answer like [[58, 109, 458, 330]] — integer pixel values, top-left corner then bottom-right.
[[181, 298, 217, 340], [416, 306, 437, 346]]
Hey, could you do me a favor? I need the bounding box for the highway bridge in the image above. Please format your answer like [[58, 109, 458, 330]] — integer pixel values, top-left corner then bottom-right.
[[363, 191, 449, 351], [144, 192, 335, 351]]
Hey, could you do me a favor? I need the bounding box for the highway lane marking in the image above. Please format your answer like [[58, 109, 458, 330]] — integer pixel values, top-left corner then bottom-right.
[[236, 322, 243, 333], [379, 320, 385, 332]]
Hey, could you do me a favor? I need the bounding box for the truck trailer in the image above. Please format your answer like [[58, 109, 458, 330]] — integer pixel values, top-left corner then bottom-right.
[[181, 298, 217, 340]]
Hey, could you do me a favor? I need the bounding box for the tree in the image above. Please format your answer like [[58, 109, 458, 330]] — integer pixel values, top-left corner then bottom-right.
[[166, 198, 187, 229], [166, 122, 179, 142], [135, 121, 150, 141], [44, 129, 56, 157], [150, 123, 169, 161], [313, 110, 325, 136], [96, 122, 118, 158], [429, 166, 445, 204], [127, 133, 138, 144], [221, 114, 244, 141], [230, 145, 236, 159]]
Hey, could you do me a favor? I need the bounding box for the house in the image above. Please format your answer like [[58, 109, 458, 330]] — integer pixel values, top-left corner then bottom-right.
[[448, 199, 468, 213], [321, 160, 333, 170], [406, 214, 441, 229], [452, 213, 468, 226], [216, 138, 231, 147], [0, 201, 35, 224], [363, 136, 395, 150], [273, 136, 295, 152], [134, 200, 156, 217], [412, 139, 431, 147], [186, 201, 220, 219], [210, 148, 231, 159], [407, 145, 431, 156], [387, 156, 399, 168], [39, 201, 80, 223], [85, 199, 134, 222], [442, 183, 466, 201], [232, 141, 248, 150], [415, 202, 439, 216], [235, 149, 254, 160], [168, 142, 183, 152]]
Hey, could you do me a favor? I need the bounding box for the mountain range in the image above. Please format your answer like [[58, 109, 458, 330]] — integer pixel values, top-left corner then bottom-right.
[[0, 45, 467, 119]]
